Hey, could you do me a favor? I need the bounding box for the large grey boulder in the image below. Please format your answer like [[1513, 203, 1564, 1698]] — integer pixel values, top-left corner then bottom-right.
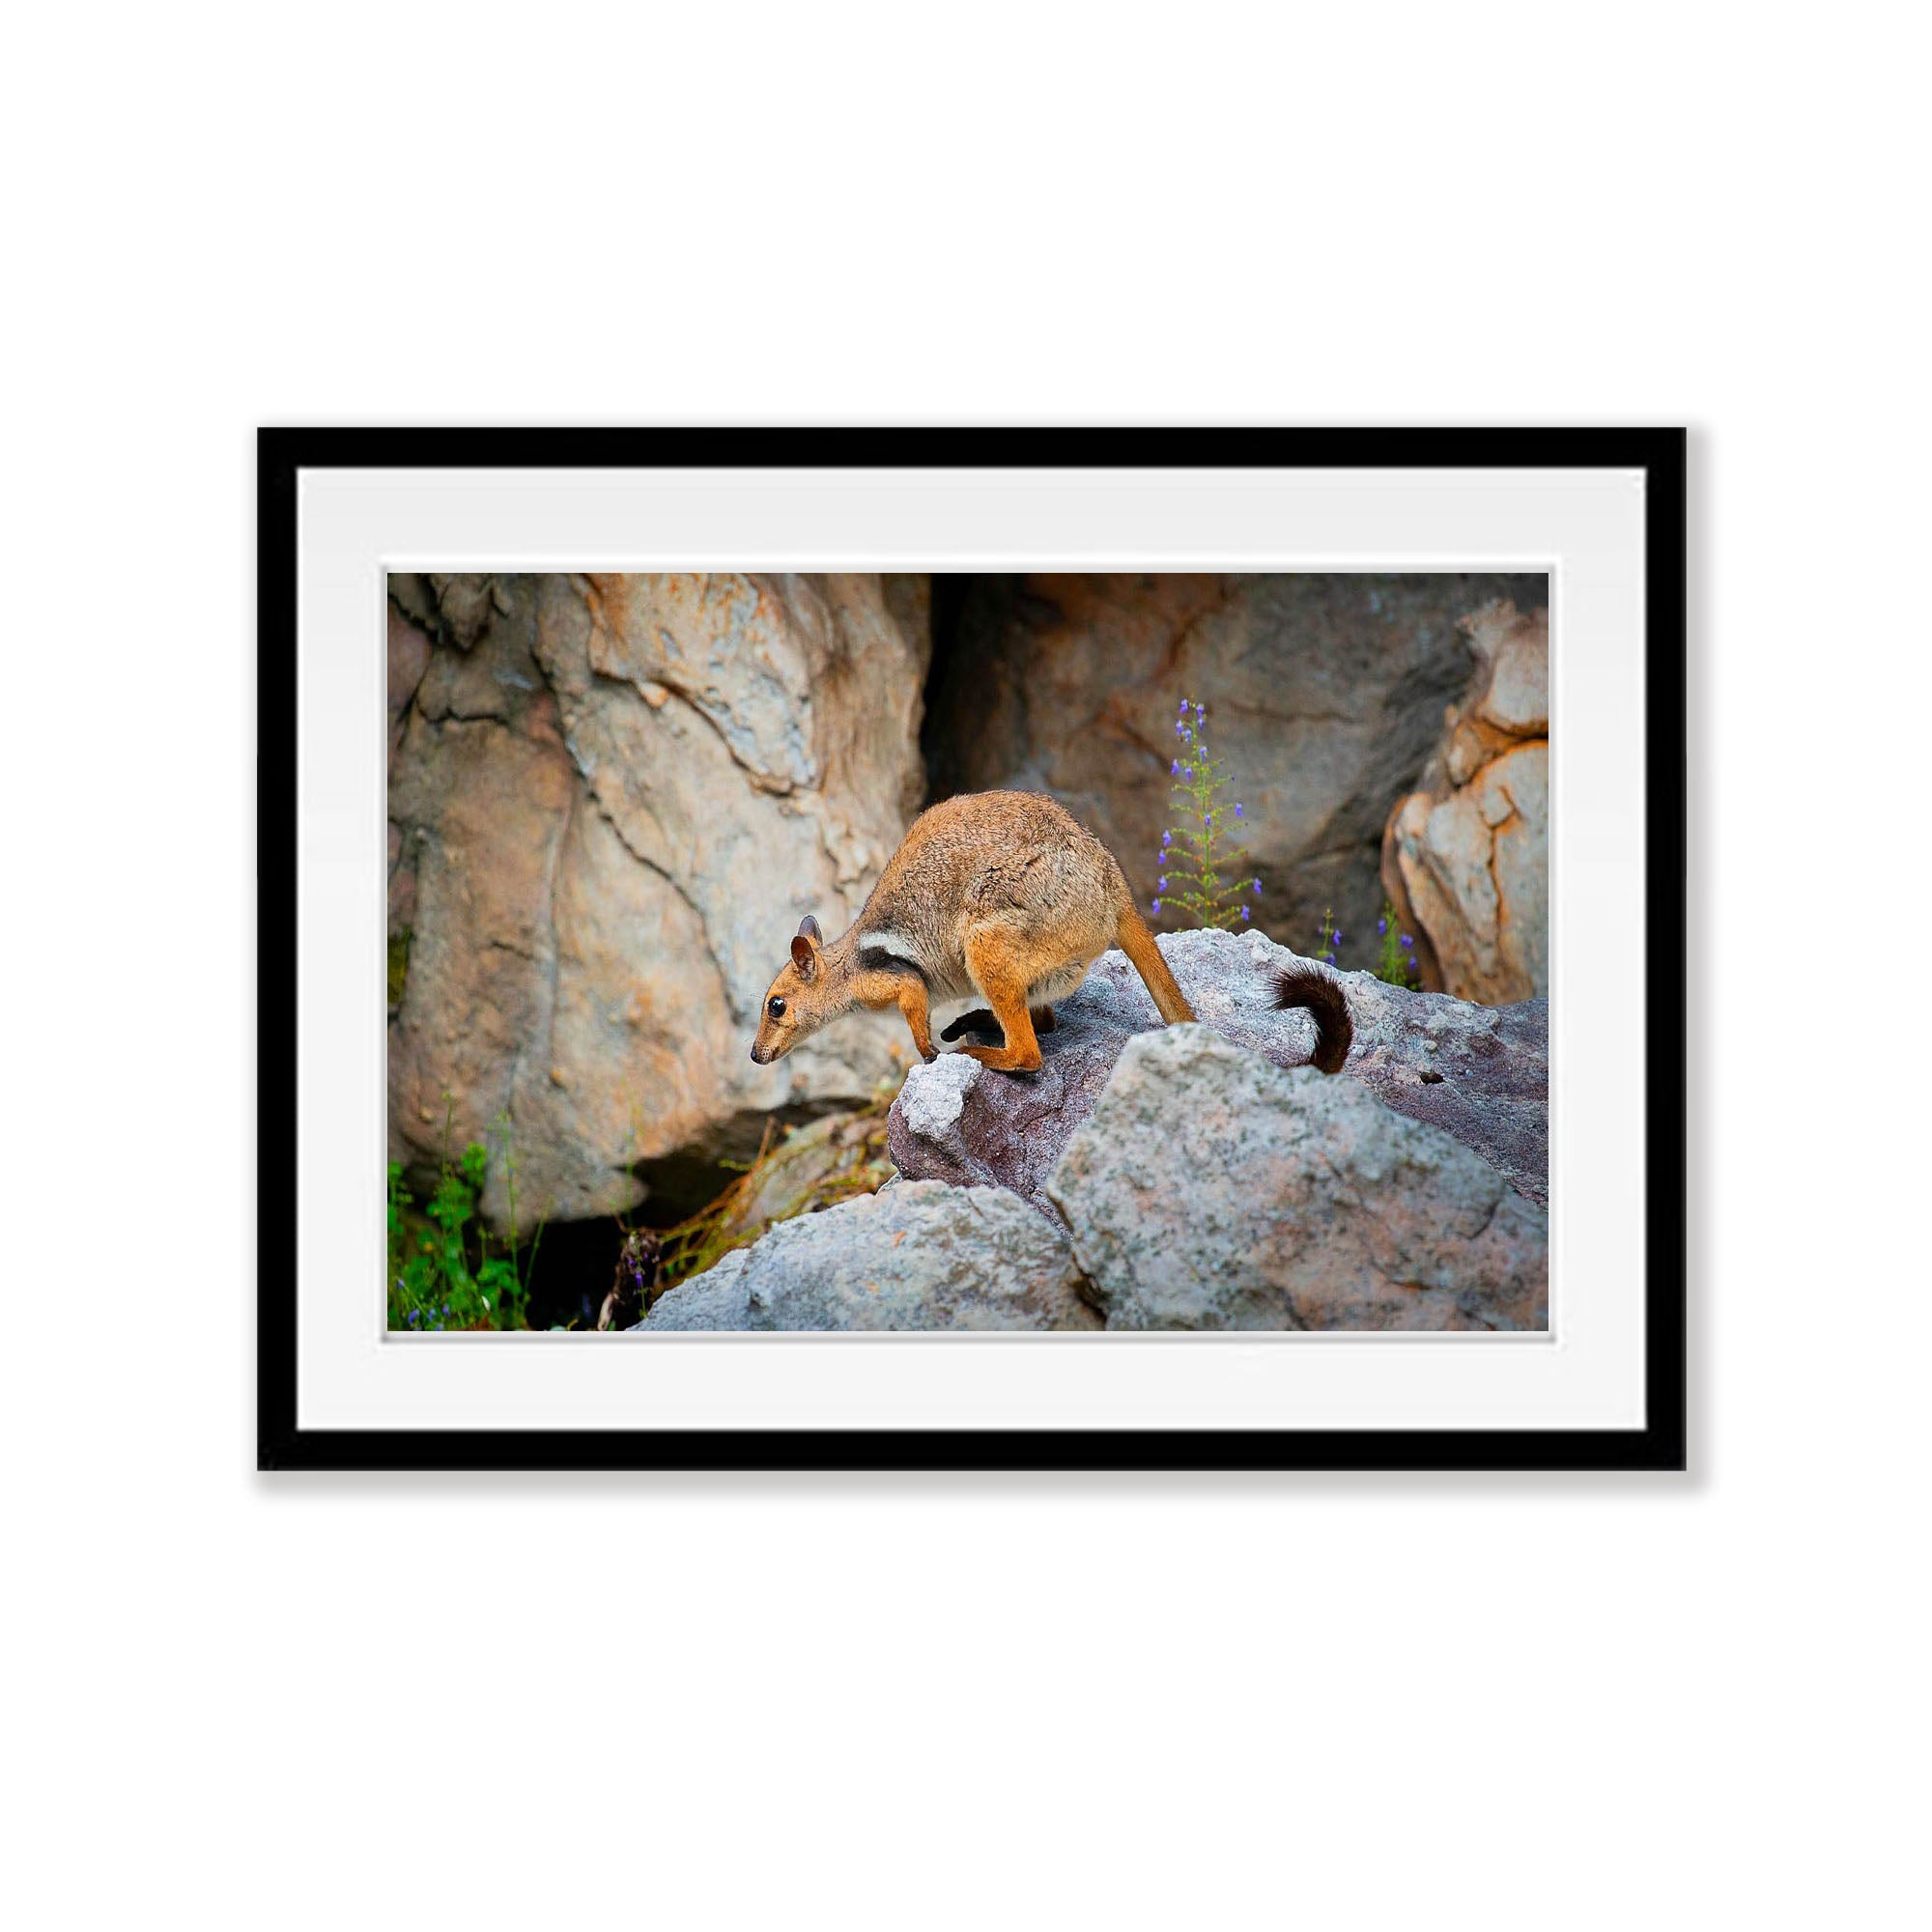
[[386, 571, 929, 1228], [638, 1179, 1099, 1332], [1048, 1027, 1548, 1330], [888, 924, 1548, 1212]]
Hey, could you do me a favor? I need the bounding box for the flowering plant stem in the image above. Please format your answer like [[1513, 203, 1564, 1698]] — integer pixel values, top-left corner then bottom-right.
[[1152, 698, 1261, 930]]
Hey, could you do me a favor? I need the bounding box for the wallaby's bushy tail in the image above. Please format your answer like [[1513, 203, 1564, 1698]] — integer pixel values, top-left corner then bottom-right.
[[1114, 903, 1195, 1025], [1275, 965, 1353, 1074]]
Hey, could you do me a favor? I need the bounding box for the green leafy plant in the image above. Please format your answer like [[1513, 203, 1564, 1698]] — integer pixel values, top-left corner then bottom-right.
[[385, 1096, 539, 1330], [486, 1105, 542, 1311], [1151, 697, 1262, 930], [1375, 899, 1421, 988]]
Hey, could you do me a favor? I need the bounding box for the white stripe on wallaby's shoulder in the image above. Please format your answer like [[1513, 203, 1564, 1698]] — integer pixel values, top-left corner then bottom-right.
[[861, 930, 924, 967]]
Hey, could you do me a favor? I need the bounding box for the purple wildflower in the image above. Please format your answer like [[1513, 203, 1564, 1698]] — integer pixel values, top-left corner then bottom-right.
[[1151, 897, 1162, 913], [1170, 760, 1179, 775], [1180, 765, 1193, 779], [1161, 830, 1172, 847], [1240, 906, 1250, 922], [1158, 875, 1168, 890], [1401, 933, 1413, 950], [1233, 803, 1243, 817], [1252, 877, 1262, 895], [1378, 916, 1387, 934]]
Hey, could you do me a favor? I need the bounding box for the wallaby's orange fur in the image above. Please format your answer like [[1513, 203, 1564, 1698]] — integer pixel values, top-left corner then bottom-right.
[[751, 791, 1195, 1075]]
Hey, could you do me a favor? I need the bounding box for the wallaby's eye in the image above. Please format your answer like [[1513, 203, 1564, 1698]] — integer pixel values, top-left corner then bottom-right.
[[767, 997, 786, 1020]]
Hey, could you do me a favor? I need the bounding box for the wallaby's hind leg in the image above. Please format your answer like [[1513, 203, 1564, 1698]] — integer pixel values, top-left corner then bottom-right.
[[957, 932, 1042, 1073], [1114, 903, 1195, 1024]]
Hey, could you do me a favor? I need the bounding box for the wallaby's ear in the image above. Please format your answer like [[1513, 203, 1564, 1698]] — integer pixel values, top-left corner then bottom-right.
[[790, 933, 817, 977], [797, 914, 823, 944]]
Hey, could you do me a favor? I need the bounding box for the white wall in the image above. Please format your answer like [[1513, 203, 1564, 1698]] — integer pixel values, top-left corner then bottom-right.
[[6, 5, 1924, 1928]]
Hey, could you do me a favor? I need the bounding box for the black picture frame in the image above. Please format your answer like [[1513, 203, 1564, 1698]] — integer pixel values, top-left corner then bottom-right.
[[258, 427, 1686, 1473]]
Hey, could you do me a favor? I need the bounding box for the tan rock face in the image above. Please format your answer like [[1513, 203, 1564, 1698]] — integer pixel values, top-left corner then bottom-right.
[[1382, 600, 1549, 1005], [386, 573, 929, 1229]]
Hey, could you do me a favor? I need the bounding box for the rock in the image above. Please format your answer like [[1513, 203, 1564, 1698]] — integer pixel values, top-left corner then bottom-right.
[[652, 1099, 895, 1277], [636, 1247, 755, 1330], [386, 572, 929, 1229], [386, 606, 433, 941], [658, 1000, 1546, 1335], [1338, 978, 1548, 1211], [387, 604, 431, 762], [882, 1015, 1122, 1217], [715, 1104, 894, 1239], [438, 573, 508, 645], [923, 572, 1549, 959], [888, 924, 1548, 1210], [638, 1180, 1099, 1331], [1047, 1027, 1547, 1330], [1382, 600, 1548, 1003]]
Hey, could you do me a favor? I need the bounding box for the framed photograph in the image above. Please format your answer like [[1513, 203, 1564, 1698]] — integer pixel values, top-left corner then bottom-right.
[[260, 428, 1685, 1471]]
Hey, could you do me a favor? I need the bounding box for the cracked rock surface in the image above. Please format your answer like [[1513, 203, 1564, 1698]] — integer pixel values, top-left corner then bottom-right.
[[1047, 1027, 1547, 1331], [386, 572, 928, 1227], [1382, 598, 1549, 1003], [889, 925, 1548, 1210]]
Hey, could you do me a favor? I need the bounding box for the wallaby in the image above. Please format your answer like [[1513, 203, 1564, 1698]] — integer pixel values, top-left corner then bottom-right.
[[750, 790, 1194, 1074]]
